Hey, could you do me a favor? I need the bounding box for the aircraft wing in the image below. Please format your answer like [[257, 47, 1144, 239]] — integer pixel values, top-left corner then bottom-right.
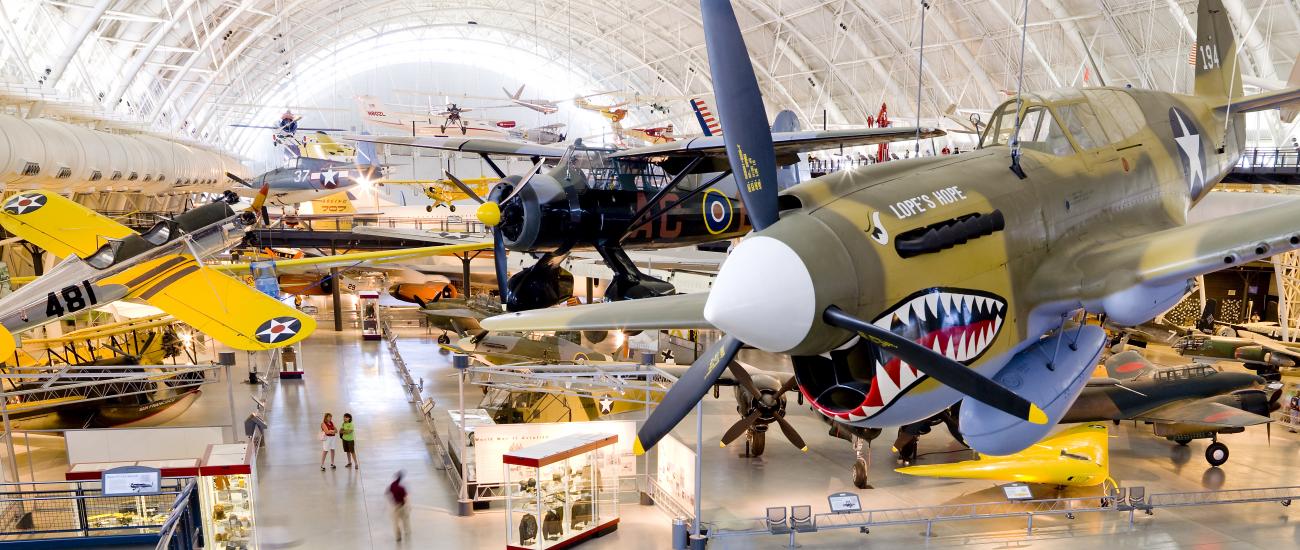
[[352, 226, 492, 246], [343, 135, 568, 158], [137, 261, 316, 351], [211, 242, 491, 273], [481, 292, 711, 332], [1031, 200, 1300, 307], [0, 191, 136, 258], [608, 127, 946, 160], [1135, 399, 1271, 429], [658, 361, 790, 387], [1216, 86, 1300, 115]]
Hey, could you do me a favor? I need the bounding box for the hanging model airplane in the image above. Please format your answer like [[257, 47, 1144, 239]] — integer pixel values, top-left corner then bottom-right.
[[356, 96, 566, 144], [477, 0, 1300, 459]]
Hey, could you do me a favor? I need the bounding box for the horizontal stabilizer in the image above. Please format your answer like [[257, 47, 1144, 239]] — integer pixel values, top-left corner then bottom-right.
[[1215, 86, 1300, 116], [481, 292, 712, 332]]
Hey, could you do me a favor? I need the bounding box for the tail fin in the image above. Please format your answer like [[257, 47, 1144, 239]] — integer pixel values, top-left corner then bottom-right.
[[770, 109, 799, 133], [1194, 0, 1242, 102], [354, 134, 379, 168], [505, 85, 525, 100], [1104, 350, 1155, 381], [691, 97, 723, 136]]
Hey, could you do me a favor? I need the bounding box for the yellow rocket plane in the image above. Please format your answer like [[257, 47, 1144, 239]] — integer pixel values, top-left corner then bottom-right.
[[896, 424, 1111, 488]]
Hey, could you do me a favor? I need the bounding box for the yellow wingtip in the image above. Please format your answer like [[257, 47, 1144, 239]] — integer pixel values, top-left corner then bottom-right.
[[719, 442, 726, 448], [800, 446, 809, 453], [632, 437, 645, 456], [1028, 403, 1049, 425], [476, 201, 502, 226]]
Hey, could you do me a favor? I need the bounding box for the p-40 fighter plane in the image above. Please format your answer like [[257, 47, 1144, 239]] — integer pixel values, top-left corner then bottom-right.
[[480, 0, 1300, 459]]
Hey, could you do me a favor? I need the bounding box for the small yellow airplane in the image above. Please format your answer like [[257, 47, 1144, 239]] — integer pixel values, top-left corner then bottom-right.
[[0, 188, 489, 358], [896, 424, 1112, 489], [380, 175, 495, 212]]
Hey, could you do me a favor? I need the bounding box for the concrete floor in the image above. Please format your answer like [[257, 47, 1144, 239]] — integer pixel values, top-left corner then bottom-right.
[[31, 325, 1300, 549]]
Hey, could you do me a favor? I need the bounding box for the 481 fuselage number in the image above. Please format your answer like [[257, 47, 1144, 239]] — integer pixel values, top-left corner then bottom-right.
[[46, 281, 98, 317]]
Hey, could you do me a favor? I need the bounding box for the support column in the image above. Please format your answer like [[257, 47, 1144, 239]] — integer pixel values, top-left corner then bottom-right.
[[586, 277, 594, 304], [461, 254, 472, 298], [1274, 252, 1300, 342], [331, 266, 343, 332]]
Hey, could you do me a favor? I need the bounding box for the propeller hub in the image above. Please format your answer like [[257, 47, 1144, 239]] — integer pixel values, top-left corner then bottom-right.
[[477, 201, 502, 226], [703, 215, 858, 355]]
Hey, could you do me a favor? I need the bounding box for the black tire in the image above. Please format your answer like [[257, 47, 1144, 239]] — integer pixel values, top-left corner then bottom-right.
[[1205, 442, 1229, 466], [449, 205, 457, 212], [852, 458, 869, 489], [1176, 439, 1190, 446], [437, 333, 450, 345], [749, 431, 765, 457]]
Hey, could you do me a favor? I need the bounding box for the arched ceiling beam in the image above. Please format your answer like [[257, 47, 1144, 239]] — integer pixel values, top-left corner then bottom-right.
[[45, 0, 114, 88], [149, 0, 259, 125], [983, 0, 1063, 88], [846, 0, 956, 120], [106, 0, 203, 109]]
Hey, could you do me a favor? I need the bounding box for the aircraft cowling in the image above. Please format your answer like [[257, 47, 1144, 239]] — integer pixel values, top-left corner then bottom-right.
[[389, 282, 456, 305], [1222, 388, 1276, 417], [1234, 345, 1296, 368], [496, 173, 573, 252]]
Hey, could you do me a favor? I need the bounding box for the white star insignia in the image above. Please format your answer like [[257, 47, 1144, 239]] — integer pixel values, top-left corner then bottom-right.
[[319, 169, 339, 187], [1174, 111, 1204, 190], [256, 318, 299, 343], [598, 396, 615, 414]]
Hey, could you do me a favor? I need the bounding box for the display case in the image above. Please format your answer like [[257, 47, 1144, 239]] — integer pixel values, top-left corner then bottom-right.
[[198, 443, 258, 550], [359, 290, 382, 340], [503, 433, 619, 550]]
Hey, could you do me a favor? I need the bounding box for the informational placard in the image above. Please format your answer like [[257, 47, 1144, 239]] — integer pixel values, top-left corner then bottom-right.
[[102, 466, 162, 495], [827, 492, 862, 513], [473, 420, 636, 485], [655, 434, 696, 512], [1002, 483, 1034, 501]]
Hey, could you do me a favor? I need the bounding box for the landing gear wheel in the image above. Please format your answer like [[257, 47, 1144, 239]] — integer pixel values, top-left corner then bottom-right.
[[449, 205, 457, 212], [437, 333, 450, 345], [426, 205, 433, 212], [747, 431, 765, 458], [1205, 441, 1229, 466], [852, 458, 869, 489], [1175, 439, 1190, 446]]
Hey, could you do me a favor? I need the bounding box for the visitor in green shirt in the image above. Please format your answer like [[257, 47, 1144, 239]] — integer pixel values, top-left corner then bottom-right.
[[341, 413, 358, 468]]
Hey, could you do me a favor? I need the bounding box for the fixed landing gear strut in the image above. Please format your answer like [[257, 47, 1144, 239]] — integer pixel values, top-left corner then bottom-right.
[[852, 435, 871, 489]]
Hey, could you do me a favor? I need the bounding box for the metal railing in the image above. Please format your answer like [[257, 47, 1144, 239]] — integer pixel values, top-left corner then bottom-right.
[[1235, 148, 1300, 173], [153, 479, 201, 550], [703, 484, 1300, 545], [0, 477, 194, 543]]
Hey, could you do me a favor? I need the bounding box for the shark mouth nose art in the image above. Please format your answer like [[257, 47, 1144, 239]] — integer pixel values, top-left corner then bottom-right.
[[797, 288, 1008, 422]]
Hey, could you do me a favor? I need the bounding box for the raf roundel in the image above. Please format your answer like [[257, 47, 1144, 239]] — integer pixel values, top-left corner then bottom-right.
[[255, 316, 303, 344], [702, 188, 734, 235], [3, 193, 47, 215]]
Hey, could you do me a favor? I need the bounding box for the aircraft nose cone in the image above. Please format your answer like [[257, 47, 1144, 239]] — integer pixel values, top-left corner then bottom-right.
[[704, 235, 817, 353], [477, 201, 502, 226]]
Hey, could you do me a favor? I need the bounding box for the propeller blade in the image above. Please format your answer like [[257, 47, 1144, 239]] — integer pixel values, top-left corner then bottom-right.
[[492, 226, 509, 305], [719, 410, 761, 447], [775, 416, 807, 452], [778, 375, 799, 395], [445, 170, 486, 204], [701, 0, 780, 230], [822, 306, 1047, 425], [498, 159, 547, 206], [726, 362, 763, 399], [226, 172, 251, 187], [635, 335, 743, 454]]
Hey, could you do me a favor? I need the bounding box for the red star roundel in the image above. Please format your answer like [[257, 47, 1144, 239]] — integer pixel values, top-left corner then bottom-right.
[[255, 317, 303, 344], [4, 193, 46, 215]]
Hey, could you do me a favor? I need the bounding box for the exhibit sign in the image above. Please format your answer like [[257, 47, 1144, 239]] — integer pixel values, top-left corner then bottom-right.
[[474, 420, 636, 485], [1002, 483, 1034, 501], [827, 492, 862, 514], [102, 465, 162, 495], [655, 434, 696, 512]]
